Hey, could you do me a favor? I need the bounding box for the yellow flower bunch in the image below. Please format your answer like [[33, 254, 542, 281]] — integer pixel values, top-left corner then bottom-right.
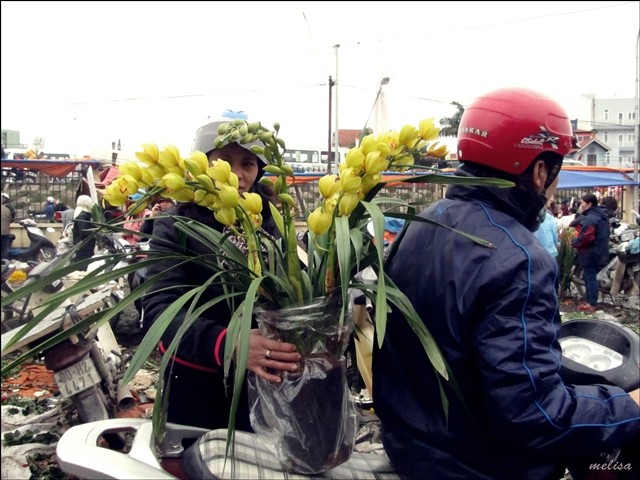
[[104, 141, 263, 231], [308, 118, 448, 235]]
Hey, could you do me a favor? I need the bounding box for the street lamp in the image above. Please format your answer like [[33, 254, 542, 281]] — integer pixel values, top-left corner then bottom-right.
[[362, 76, 391, 138]]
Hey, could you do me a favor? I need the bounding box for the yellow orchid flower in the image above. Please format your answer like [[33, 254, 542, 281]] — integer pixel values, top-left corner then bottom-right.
[[338, 191, 360, 216], [240, 192, 263, 215], [147, 163, 168, 181], [339, 168, 362, 193], [214, 207, 236, 226], [159, 145, 181, 169], [161, 173, 186, 191], [184, 151, 209, 177], [344, 149, 365, 170], [119, 162, 143, 181], [307, 207, 333, 235], [418, 118, 439, 141], [218, 185, 240, 209], [207, 160, 231, 184], [318, 174, 341, 199], [398, 124, 419, 148], [364, 151, 389, 175], [103, 186, 127, 206], [168, 187, 195, 203], [361, 173, 381, 195], [427, 143, 449, 159], [196, 174, 216, 193], [139, 169, 156, 188], [135, 144, 160, 166]]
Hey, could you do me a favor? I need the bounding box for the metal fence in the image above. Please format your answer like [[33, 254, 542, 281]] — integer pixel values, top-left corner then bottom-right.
[[1, 167, 86, 221], [289, 180, 445, 219]]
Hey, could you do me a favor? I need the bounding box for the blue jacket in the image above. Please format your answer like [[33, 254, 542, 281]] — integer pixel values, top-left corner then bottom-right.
[[534, 211, 559, 257], [373, 178, 639, 480]]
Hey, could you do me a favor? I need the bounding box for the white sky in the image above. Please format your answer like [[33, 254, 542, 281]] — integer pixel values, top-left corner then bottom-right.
[[1, 1, 639, 159]]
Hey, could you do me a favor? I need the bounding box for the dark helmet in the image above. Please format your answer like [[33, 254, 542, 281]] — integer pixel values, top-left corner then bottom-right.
[[192, 119, 267, 165], [457, 87, 575, 175]]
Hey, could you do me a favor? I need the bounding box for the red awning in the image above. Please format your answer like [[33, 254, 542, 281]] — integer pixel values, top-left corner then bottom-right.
[[1, 159, 101, 178], [97, 166, 121, 187]]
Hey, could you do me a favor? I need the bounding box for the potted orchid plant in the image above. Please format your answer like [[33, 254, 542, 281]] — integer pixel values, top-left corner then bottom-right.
[[2, 117, 511, 474]]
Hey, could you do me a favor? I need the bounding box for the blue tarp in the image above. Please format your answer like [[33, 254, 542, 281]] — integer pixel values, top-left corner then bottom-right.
[[557, 170, 639, 189]]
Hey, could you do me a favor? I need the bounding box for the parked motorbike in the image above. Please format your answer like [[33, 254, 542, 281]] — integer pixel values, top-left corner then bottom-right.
[[572, 223, 640, 301], [1, 276, 133, 448], [55, 318, 639, 479], [1, 256, 66, 332], [6, 218, 57, 263]]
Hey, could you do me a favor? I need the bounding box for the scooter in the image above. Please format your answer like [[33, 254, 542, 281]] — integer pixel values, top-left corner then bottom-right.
[[55, 318, 639, 479], [6, 218, 56, 263]]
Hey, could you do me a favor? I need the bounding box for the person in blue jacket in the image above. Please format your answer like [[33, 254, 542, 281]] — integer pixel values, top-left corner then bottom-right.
[[534, 200, 559, 258], [373, 88, 639, 480]]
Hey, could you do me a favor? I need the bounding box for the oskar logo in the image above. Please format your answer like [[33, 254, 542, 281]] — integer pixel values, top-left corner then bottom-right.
[[519, 126, 560, 150], [460, 126, 488, 138]]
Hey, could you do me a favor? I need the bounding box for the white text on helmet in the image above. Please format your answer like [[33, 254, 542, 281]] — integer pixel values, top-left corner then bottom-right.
[[460, 127, 488, 137]]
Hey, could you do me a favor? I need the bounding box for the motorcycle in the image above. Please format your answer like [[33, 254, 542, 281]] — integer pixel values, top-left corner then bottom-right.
[[6, 218, 57, 263], [1, 273, 133, 449], [55, 318, 639, 479], [572, 222, 640, 302]]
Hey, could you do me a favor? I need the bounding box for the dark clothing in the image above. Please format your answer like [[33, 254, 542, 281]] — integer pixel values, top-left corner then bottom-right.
[[570, 205, 610, 269], [373, 176, 639, 480], [570, 205, 611, 305], [72, 211, 96, 270], [142, 198, 278, 431], [4, 202, 16, 220]]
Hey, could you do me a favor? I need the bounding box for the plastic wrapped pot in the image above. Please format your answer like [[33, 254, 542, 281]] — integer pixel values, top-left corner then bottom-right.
[[248, 296, 357, 474]]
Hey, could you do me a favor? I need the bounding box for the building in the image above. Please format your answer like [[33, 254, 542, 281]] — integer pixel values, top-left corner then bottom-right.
[[574, 94, 638, 168]]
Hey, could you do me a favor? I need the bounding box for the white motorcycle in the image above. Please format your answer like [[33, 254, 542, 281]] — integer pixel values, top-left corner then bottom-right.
[[1, 267, 134, 449]]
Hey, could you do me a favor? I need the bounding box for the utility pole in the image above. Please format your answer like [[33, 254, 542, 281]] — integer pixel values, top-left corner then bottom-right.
[[634, 30, 640, 217], [327, 76, 334, 174], [332, 44, 340, 173]]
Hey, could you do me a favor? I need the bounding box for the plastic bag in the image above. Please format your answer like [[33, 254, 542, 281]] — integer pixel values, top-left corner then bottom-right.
[[248, 297, 357, 474]]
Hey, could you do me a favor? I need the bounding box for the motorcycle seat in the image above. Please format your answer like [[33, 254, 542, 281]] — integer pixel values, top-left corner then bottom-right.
[[183, 428, 399, 479]]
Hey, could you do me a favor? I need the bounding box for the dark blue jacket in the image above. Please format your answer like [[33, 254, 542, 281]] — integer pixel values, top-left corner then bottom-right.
[[570, 205, 611, 268], [373, 177, 639, 480]]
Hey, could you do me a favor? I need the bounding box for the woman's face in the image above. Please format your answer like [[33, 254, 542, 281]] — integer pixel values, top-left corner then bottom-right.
[[208, 143, 260, 194]]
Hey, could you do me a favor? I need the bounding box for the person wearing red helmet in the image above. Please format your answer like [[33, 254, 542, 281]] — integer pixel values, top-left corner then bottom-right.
[[373, 88, 639, 479]]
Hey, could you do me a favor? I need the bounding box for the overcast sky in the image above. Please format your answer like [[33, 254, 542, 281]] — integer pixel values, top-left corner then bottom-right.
[[1, 1, 639, 158]]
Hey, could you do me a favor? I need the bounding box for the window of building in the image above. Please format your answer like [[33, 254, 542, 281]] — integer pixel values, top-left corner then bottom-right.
[[617, 112, 623, 124], [618, 134, 624, 146], [629, 112, 636, 121], [629, 134, 635, 143], [604, 109, 609, 121], [604, 132, 608, 143]]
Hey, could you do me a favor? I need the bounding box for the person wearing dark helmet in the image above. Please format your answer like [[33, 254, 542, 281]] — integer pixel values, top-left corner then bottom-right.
[[373, 88, 639, 480], [141, 119, 301, 431]]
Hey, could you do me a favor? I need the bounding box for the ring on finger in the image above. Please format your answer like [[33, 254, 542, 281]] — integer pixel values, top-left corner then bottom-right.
[[264, 349, 272, 360]]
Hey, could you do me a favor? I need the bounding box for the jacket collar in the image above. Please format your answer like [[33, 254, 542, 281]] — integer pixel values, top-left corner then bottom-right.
[[446, 169, 547, 232]]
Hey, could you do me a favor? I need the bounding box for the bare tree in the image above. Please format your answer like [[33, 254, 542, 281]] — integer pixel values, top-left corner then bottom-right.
[[33, 136, 45, 154]]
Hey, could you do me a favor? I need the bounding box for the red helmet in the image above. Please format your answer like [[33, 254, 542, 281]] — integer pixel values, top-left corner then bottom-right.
[[456, 88, 574, 175]]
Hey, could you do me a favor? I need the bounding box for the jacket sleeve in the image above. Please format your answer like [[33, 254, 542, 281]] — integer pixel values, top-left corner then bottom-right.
[[141, 215, 229, 373], [571, 223, 596, 249], [474, 251, 639, 458]]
